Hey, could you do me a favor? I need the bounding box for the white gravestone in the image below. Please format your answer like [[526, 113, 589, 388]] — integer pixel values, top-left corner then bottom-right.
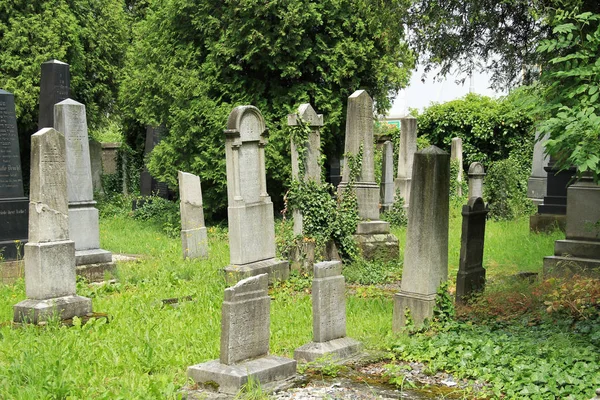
[[178, 171, 208, 259], [395, 116, 417, 209], [451, 137, 464, 197]]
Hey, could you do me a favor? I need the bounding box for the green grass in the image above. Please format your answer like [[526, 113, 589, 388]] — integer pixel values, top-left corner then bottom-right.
[[0, 202, 583, 399]]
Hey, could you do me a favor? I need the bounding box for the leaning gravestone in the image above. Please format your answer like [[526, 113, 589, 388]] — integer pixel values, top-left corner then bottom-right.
[[294, 261, 362, 362], [394, 116, 417, 209], [13, 128, 92, 323], [380, 141, 395, 212], [0, 89, 28, 260], [451, 137, 464, 197], [338, 90, 398, 261], [455, 163, 489, 303], [223, 106, 289, 283], [178, 171, 208, 259], [54, 99, 114, 280], [188, 274, 296, 394], [393, 146, 450, 330], [38, 60, 70, 129], [288, 103, 323, 235]]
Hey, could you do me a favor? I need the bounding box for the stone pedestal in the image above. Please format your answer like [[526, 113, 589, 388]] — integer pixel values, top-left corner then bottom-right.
[[394, 117, 417, 210], [544, 176, 600, 278], [455, 197, 489, 303], [178, 171, 209, 259], [393, 146, 450, 330], [338, 91, 398, 261], [54, 99, 114, 279], [188, 274, 296, 394], [13, 128, 92, 324], [223, 106, 289, 283], [0, 89, 28, 260], [295, 261, 362, 363]]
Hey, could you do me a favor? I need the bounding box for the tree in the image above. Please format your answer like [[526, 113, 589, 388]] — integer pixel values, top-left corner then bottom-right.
[[120, 0, 415, 220], [407, 0, 600, 89]]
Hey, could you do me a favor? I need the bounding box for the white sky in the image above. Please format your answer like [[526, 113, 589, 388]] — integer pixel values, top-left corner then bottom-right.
[[388, 66, 507, 117]]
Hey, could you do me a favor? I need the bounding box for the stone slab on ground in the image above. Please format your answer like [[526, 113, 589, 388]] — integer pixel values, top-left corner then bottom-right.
[[13, 294, 92, 324], [187, 355, 297, 395], [294, 337, 363, 363]]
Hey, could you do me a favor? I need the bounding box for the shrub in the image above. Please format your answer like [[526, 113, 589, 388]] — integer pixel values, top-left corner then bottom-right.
[[132, 197, 181, 238]]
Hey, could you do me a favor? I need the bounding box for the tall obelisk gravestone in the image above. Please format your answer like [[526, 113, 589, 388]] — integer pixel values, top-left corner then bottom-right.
[[0, 90, 28, 260], [393, 146, 450, 330], [54, 99, 114, 278], [380, 140, 395, 211], [14, 128, 92, 323], [394, 116, 417, 209], [38, 60, 70, 129], [338, 90, 398, 261], [288, 103, 323, 235], [223, 106, 289, 283]]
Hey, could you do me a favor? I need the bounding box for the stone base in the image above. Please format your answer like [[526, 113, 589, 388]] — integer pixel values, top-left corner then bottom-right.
[[527, 176, 547, 202], [394, 177, 411, 208], [25, 241, 76, 300], [290, 240, 316, 272], [392, 291, 436, 331], [455, 268, 486, 304], [187, 355, 297, 395], [75, 248, 112, 265], [356, 220, 390, 235], [182, 227, 209, 259], [354, 233, 399, 262], [530, 213, 566, 233], [0, 260, 24, 284], [224, 258, 289, 285], [69, 205, 101, 251], [543, 239, 600, 278], [13, 295, 92, 324], [294, 337, 362, 363], [76, 261, 117, 282]]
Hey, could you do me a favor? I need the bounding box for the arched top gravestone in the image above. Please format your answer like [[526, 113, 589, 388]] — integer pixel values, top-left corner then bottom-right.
[[225, 105, 267, 144]]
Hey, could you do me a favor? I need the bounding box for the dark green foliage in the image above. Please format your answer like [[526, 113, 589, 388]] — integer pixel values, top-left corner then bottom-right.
[[449, 159, 467, 200], [0, 0, 129, 134], [381, 189, 407, 228], [342, 259, 402, 285], [132, 197, 181, 238], [119, 0, 415, 221], [417, 93, 536, 169]]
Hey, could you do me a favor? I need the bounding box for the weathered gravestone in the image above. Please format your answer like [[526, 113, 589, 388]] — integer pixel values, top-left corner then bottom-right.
[[139, 125, 169, 198], [38, 60, 70, 130], [178, 171, 208, 259], [288, 103, 323, 235], [223, 106, 289, 283], [13, 128, 92, 323], [451, 137, 464, 197], [380, 141, 395, 212], [394, 116, 417, 209], [294, 261, 362, 362], [530, 156, 575, 233], [54, 99, 114, 280], [393, 146, 450, 330], [89, 138, 103, 195], [544, 173, 600, 278], [0, 89, 28, 260], [338, 90, 398, 261], [187, 274, 296, 394], [456, 163, 489, 303], [527, 132, 550, 206]]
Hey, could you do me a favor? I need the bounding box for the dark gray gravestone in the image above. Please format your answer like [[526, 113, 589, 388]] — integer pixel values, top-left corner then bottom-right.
[[455, 197, 489, 303], [38, 60, 70, 129], [0, 90, 28, 260], [139, 125, 170, 198]]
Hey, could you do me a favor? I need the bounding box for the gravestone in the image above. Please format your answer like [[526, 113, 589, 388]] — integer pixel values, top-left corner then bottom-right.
[[456, 163, 489, 303], [54, 99, 114, 280], [178, 171, 208, 259], [294, 261, 362, 362], [380, 141, 395, 211], [188, 274, 296, 394], [223, 106, 289, 283], [530, 156, 575, 232], [527, 132, 550, 206], [288, 103, 323, 235], [393, 146, 450, 330], [327, 156, 342, 187], [0, 89, 28, 260], [38, 60, 70, 129], [139, 125, 169, 198], [338, 90, 398, 261], [544, 174, 600, 277], [13, 128, 92, 323], [451, 137, 464, 197], [394, 116, 417, 209], [89, 138, 103, 195]]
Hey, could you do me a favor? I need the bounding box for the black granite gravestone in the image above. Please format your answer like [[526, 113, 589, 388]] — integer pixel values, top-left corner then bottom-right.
[[38, 60, 70, 129], [0, 90, 28, 260], [537, 157, 576, 215], [455, 197, 489, 303], [140, 125, 169, 198]]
